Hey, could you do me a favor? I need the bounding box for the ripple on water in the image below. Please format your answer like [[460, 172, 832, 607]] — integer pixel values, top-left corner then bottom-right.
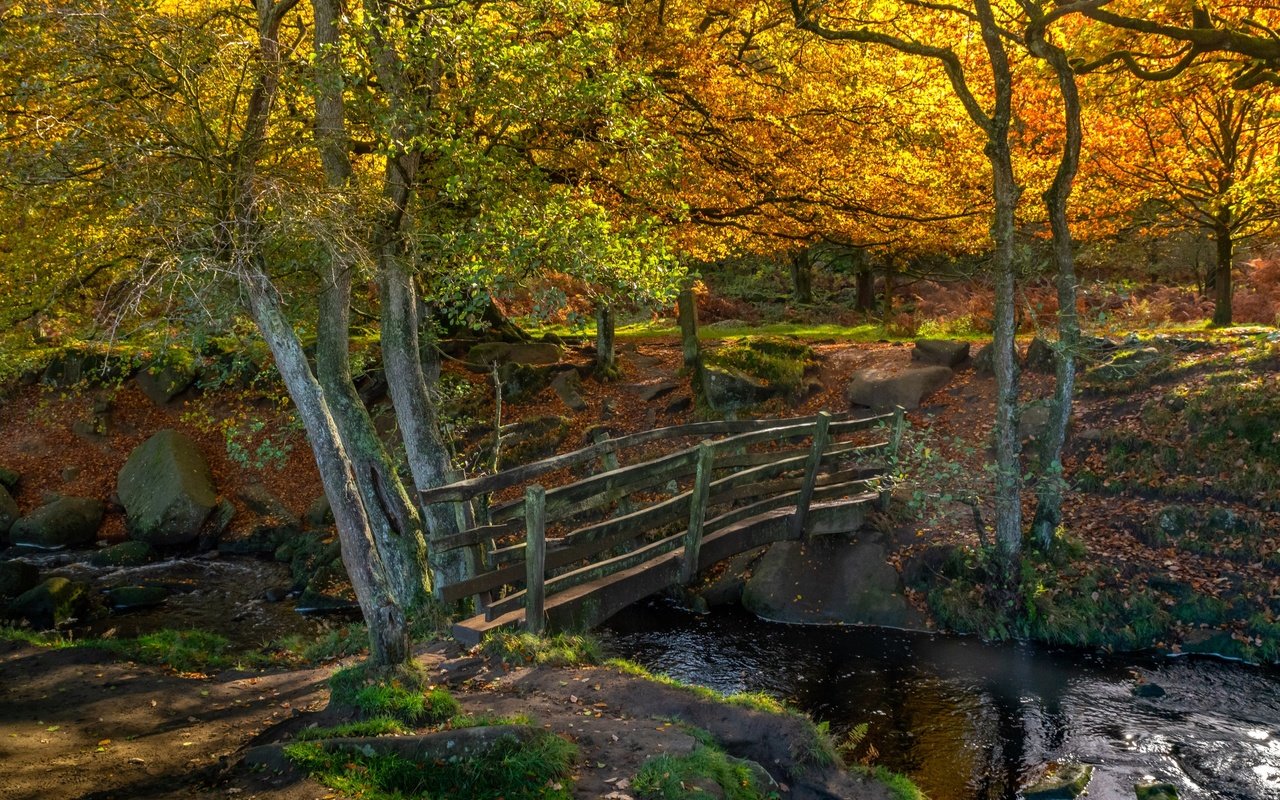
[[602, 600, 1280, 800]]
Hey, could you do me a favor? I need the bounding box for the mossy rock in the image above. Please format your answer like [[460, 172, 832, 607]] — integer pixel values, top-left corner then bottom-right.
[[0, 485, 17, 541], [118, 429, 217, 546], [497, 362, 557, 402], [496, 416, 570, 469], [8, 577, 87, 628], [1142, 505, 1196, 546], [10, 497, 105, 549], [136, 353, 197, 405], [90, 541, 156, 567], [1135, 782, 1179, 800], [704, 336, 815, 401], [1024, 763, 1093, 799], [105, 584, 169, 610], [0, 561, 40, 599], [0, 467, 18, 491]]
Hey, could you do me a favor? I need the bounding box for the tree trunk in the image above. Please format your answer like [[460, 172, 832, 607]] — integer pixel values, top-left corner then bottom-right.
[[790, 249, 813, 304], [595, 303, 618, 379], [976, 0, 1023, 577], [1212, 224, 1234, 326], [381, 259, 477, 591], [247, 274, 410, 667], [1028, 21, 1083, 552], [677, 283, 704, 402], [882, 266, 894, 318], [856, 266, 875, 312]]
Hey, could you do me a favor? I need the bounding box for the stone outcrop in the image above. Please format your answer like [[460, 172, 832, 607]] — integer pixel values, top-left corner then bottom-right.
[[9, 497, 104, 549], [912, 339, 970, 368], [464, 341, 562, 372], [845, 365, 952, 410], [118, 429, 218, 546], [742, 531, 925, 628]]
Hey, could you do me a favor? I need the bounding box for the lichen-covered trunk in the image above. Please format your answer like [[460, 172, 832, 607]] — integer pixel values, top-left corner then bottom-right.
[[1212, 224, 1234, 326], [1031, 28, 1083, 552], [380, 257, 477, 591], [595, 303, 618, 379], [309, 0, 430, 610], [245, 275, 410, 667]]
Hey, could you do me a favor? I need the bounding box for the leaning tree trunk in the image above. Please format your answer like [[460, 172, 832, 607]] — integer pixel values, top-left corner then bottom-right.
[[595, 303, 618, 379], [1212, 223, 1234, 326], [1028, 17, 1083, 551], [246, 274, 410, 667]]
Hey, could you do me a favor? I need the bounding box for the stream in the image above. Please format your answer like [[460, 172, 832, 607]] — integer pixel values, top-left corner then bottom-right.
[[602, 600, 1280, 800]]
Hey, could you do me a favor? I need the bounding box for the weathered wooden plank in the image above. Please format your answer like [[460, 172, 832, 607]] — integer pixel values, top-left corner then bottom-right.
[[827, 411, 895, 436], [421, 412, 864, 503], [524, 485, 546, 634], [482, 531, 687, 619], [792, 411, 832, 538], [488, 448, 698, 524], [434, 521, 520, 554], [703, 489, 801, 534]]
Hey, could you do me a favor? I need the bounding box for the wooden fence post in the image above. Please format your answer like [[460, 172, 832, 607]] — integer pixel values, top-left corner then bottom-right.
[[879, 406, 906, 512], [524, 484, 547, 635], [791, 411, 832, 538], [593, 429, 633, 516], [682, 442, 715, 583]]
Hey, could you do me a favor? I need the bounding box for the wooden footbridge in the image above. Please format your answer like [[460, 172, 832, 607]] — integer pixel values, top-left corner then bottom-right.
[[420, 409, 905, 645]]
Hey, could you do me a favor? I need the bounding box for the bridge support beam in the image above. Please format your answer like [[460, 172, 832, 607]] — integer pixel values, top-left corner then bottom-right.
[[791, 411, 832, 539]]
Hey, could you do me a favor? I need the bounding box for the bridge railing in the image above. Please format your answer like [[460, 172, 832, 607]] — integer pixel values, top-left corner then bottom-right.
[[422, 408, 905, 632]]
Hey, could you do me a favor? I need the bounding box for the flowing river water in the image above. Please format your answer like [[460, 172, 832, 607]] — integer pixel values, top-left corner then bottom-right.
[[602, 600, 1280, 800]]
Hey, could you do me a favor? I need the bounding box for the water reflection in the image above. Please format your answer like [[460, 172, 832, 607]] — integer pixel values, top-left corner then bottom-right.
[[602, 600, 1280, 800]]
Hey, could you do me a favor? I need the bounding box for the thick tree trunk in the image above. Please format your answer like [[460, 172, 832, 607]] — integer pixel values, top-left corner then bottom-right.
[[1029, 20, 1083, 552], [595, 303, 618, 379], [790, 249, 813, 304], [856, 267, 875, 312], [1212, 224, 1234, 326]]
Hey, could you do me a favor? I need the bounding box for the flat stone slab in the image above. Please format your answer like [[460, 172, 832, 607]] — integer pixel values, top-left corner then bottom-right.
[[845, 365, 952, 409]]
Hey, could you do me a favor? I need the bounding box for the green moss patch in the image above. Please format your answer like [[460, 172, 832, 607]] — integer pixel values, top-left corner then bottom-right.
[[704, 337, 816, 398], [634, 739, 775, 800], [481, 631, 603, 667]]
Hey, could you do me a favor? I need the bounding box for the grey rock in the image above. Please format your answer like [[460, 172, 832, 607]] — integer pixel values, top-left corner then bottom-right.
[[742, 532, 926, 628], [498, 362, 557, 402], [464, 341, 561, 372], [118, 430, 217, 546], [1023, 337, 1058, 374], [1019, 404, 1052, 441], [845, 365, 953, 410], [633, 380, 680, 402], [912, 339, 970, 368], [496, 416, 571, 469], [136, 358, 196, 405], [0, 467, 19, 491], [974, 342, 995, 376], [704, 367, 768, 413], [237, 482, 299, 527], [10, 497, 104, 549], [551, 370, 587, 412], [1023, 763, 1092, 799], [305, 495, 333, 528], [0, 560, 39, 599], [0, 485, 18, 540], [90, 541, 156, 567], [8, 576, 86, 628]]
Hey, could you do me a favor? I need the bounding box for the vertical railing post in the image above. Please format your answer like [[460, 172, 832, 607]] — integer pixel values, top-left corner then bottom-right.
[[791, 411, 832, 539], [880, 406, 906, 512], [524, 484, 547, 635], [593, 429, 633, 516], [682, 441, 715, 584]]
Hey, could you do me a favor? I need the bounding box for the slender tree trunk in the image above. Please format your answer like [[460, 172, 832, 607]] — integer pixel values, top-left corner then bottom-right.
[[1212, 223, 1234, 326], [882, 266, 894, 318], [1028, 16, 1083, 551], [790, 249, 813, 303], [595, 303, 618, 379], [677, 283, 704, 403]]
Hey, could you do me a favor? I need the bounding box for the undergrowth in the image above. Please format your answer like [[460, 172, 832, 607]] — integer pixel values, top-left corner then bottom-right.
[[285, 728, 576, 800], [481, 631, 603, 666], [634, 738, 777, 800]]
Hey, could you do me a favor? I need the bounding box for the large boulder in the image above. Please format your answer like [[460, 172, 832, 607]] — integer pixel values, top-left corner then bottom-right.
[[0, 466, 18, 491], [912, 339, 970, 368], [0, 561, 40, 599], [551, 369, 587, 412], [463, 341, 562, 372], [1023, 337, 1058, 374], [704, 366, 769, 413], [742, 532, 925, 628], [8, 577, 87, 628], [10, 497, 104, 549], [0, 485, 18, 541], [118, 429, 218, 546], [845, 365, 952, 410]]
